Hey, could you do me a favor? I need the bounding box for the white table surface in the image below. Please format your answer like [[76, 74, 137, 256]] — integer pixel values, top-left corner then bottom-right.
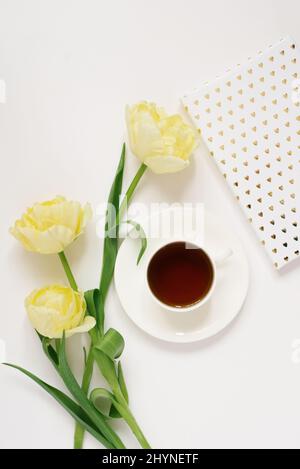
[[1, 0, 300, 450]]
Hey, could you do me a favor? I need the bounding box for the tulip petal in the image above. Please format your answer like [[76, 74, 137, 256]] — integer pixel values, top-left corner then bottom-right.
[[126, 106, 163, 161], [16, 225, 75, 254], [144, 155, 190, 174], [78, 203, 93, 234], [66, 316, 96, 338]]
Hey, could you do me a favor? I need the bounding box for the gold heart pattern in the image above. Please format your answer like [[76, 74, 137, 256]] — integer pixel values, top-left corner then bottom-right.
[[182, 37, 300, 269]]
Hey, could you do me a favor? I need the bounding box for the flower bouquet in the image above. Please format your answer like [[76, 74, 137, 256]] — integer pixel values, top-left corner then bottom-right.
[[6, 102, 197, 449]]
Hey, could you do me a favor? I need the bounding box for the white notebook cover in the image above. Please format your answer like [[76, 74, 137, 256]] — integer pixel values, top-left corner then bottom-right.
[[182, 37, 300, 270]]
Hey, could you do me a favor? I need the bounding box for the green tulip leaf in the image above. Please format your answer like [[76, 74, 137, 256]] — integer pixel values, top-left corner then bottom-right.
[[41, 337, 59, 369], [125, 220, 147, 265], [83, 346, 87, 366], [93, 348, 120, 392], [84, 289, 99, 319], [94, 328, 125, 360], [84, 288, 104, 335], [3, 363, 115, 449], [118, 361, 129, 404], [99, 144, 126, 299], [90, 388, 122, 419]]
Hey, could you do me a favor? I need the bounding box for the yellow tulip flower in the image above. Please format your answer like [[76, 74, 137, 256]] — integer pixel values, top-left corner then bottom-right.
[[25, 284, 95, 339], [126, 101, 197, 174], [10, 196, 92, 254]]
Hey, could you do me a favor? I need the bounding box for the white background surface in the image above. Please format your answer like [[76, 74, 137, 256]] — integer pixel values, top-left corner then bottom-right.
[[0, 0, 300, 449]]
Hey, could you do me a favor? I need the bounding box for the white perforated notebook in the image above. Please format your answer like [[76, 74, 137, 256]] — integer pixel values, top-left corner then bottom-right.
[[182, 37, 300, 270]]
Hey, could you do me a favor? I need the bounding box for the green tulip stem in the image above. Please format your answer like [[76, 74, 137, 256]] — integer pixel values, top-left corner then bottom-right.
[[58, 251, 78, 291], [74, 345, 94, 449], [121, 405, 151, 449], [114, 391, 151, 449]]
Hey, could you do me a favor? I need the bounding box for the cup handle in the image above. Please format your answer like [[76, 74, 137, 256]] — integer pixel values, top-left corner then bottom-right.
[[213, 248, 233, 267]]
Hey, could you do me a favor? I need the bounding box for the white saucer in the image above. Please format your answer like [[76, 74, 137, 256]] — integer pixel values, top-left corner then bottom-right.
[[114, 208, 249, 344]]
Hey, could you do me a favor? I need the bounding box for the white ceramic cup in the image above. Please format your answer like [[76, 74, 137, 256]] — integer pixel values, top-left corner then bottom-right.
[[146, 239, 232, 313]]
